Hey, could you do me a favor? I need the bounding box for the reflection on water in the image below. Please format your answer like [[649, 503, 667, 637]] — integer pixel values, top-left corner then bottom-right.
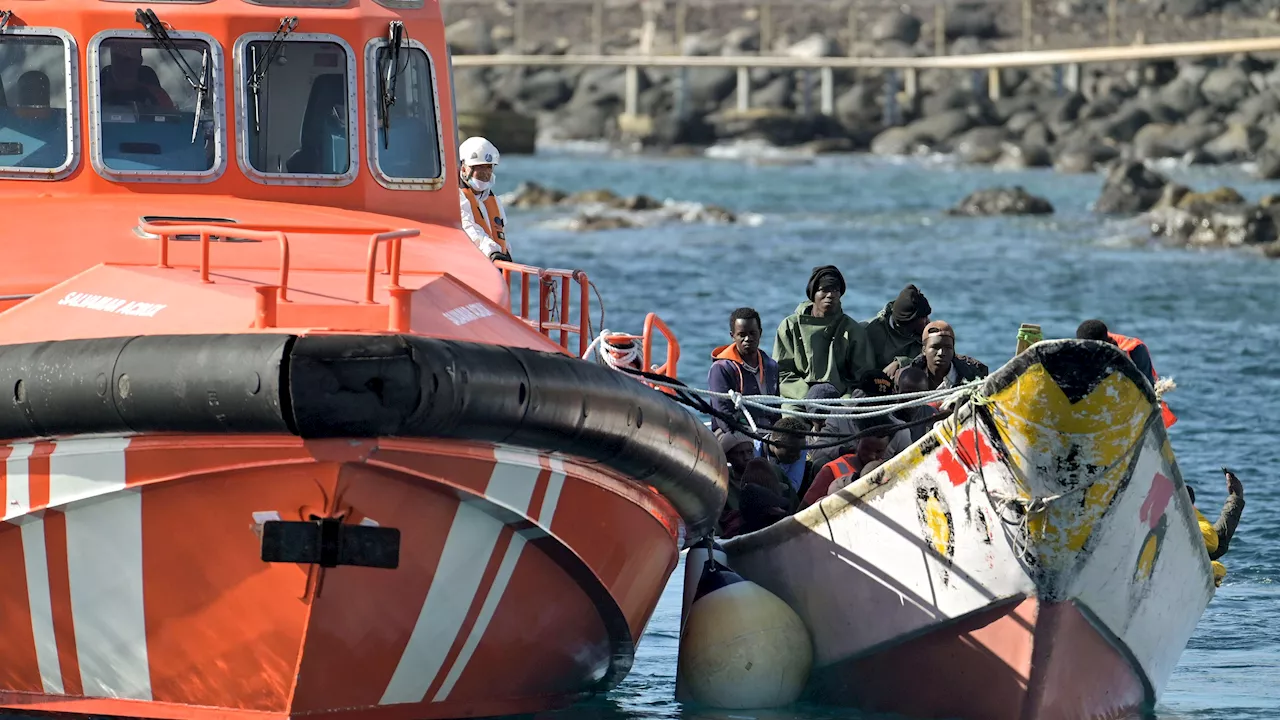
[[503, 151, 1280, 720]]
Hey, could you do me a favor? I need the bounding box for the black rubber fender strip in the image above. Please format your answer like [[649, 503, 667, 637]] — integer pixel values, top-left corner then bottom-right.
[[0, 334, 726, 540], [0, 334, 293, 438], [289, 335, 727, 539]]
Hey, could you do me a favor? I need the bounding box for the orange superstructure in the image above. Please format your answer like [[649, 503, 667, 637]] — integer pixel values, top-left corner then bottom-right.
[[0, 3, 725, 720]]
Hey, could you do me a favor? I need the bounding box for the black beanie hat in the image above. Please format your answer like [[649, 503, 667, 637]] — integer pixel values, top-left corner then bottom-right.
[[807, 265, 846, 300], [892, 284, 931, 324]]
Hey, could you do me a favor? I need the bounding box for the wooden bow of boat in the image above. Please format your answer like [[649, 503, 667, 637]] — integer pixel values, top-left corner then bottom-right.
[[723, 339, 1214, 720]]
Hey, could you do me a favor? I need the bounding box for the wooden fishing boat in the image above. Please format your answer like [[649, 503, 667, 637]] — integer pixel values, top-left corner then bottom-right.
[[719, 339, 1215, 720], [0, 2, 725, 719]]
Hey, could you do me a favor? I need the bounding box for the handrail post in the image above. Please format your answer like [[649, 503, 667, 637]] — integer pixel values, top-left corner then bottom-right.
[[575, 270, 590, 357], [736, 66, 750, 111], [820, 66, 834, 115], [275, 231, 290, 301], [558, 275, 571, 350], [157, 231, 171, 269], [200, 231, 212, 284]]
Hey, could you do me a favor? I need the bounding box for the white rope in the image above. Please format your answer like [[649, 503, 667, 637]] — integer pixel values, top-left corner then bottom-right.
[[583, 329, 642, 370], [636, 371, 980, 422]]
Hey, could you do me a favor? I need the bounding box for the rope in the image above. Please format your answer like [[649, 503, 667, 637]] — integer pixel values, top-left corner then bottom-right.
[[634, 371, 978, 422], [582, 330, 642, 370]]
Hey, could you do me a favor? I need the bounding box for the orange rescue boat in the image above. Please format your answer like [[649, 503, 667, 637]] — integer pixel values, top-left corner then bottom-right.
[[0, 2, 726, 719]]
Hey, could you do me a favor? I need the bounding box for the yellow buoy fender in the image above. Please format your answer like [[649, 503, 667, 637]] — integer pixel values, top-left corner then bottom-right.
[[678, 569, 813, 709]]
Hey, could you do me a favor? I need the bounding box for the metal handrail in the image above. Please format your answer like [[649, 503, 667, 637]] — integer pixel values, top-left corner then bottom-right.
[[364, 229, 422, 303], [142, 222, 291, 301]]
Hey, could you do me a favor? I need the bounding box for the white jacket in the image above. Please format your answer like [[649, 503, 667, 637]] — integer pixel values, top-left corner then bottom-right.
[[458, 188, 509, 259]]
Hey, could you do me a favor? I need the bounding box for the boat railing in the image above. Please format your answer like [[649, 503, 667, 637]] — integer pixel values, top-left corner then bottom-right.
[[141, 221, 422, 321], [494, 259, 592, 357], [643, 312, 680, 380]]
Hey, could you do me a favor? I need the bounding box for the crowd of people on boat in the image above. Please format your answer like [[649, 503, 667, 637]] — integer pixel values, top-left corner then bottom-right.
[[704, 266, 1243, 584]]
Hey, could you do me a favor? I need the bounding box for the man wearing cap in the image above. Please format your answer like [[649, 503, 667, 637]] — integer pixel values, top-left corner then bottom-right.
[[864, 284, 933, 371], [773, 265, 878, 400], [885, 320, 989, 391]]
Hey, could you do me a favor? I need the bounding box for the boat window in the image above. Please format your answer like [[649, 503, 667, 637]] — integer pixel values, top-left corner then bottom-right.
[[365, 35, 444, 190], [89, 31, 224, 182], [235, 33, 358, 186], [0, 28, 79, 180]]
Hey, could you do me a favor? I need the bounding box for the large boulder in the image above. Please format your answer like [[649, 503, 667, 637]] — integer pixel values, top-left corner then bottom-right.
[[994, 142, 1052, 170], [870, 127, 925, 156], [945, 2, 1001, 39], [871, 10, 922, 45], [1200, 66, 1253, 110], [952, 126, 1009, 164], [1095, 161, 1170, 214], [948, 186, 1055, 216], [1202, 123, 1266, 163], [503, 181, 569, 208], [903, 109, 976, 146], [446, 18, 495, 56]]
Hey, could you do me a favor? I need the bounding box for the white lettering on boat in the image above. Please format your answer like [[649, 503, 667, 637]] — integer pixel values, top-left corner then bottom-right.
[[57, 292, 167, 318], [442, 302, 493, 326]]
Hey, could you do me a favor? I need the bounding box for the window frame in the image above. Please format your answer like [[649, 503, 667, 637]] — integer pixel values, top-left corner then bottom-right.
[[363, 37, 446, 192], [232, 32, 359, 187], [86, 29, 228, 184], [371, 0, 423, 8], [0, 26, 81, 182]]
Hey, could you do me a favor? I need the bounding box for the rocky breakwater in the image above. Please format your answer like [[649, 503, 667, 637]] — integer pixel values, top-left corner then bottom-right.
[[446, 6, 1010, 150], [1096, 160, 1280, 256], [872, 53, 1280, 177], [449, 7, 1280, 174], [502, 181, 754, 232]]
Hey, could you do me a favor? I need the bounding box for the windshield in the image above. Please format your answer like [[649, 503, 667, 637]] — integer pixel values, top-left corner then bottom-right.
[[95, 36, 217, 175], [0, 33, 72, 174], [371, 45, 442, 185], [242, 39, 352, 178]]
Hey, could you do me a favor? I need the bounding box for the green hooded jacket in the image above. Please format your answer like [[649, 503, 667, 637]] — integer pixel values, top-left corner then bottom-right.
[[864, 301, 924, 371], [773, 301, 877, 399]]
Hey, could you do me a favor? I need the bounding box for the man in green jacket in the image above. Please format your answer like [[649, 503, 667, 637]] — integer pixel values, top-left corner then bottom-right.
[[773, 265, 878, 400], [864, 283, 932, 371]]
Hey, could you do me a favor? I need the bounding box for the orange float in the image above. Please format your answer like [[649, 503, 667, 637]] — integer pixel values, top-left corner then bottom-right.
[[0, 2, 725, 719]]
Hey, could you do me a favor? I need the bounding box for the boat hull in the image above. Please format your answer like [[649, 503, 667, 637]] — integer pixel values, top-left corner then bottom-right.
[[721, 340, 1214, 720], [0, 434, 683, 719]]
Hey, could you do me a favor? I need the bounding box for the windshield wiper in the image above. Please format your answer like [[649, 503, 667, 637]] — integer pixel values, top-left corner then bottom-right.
[[378, 21, 406, 147], [248, 16, 298, 133], [135, 9, 208, 144], [0, 11, 13, 32]]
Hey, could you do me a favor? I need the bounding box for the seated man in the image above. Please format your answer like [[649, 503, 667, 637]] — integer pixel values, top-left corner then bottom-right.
[[1189, 468, 1245, 587], [715, 431, 758, 538], [774, 265, 876, 400], [733, 458, 793, 536], [886, 321, 989, 391], [100, 43, 176, 110], [865, 283, 933, 371], [885, 366, 942, 455], [708, 307, 780, 435], [16, 71, 50, 108], [1076, 318, 1176, 427], [753, 416, 812, 510], [800, 429, 891, 510]]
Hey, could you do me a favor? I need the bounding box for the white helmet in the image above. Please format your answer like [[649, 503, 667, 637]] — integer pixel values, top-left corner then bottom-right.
[[459, 136, 500, 168]]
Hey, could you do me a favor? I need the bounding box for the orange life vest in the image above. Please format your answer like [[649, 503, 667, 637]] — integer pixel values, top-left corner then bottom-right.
[[463, 187, 508, 253], [1109, 332, 1177, 428], [823, 455, 861, 493]]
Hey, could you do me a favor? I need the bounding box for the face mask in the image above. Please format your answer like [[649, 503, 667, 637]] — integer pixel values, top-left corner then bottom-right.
[[467, 174, 493, 193]]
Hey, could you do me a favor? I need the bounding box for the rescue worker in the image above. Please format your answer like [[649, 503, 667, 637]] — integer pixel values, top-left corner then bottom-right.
[[1188, 468, 1245, 587], [773, 265, 877, 400], [458, 136, 513, 263], [865, 283, 933, 371], [708, 308, 781, 435], [1075, 319, 1176, 427], [886, 321, 989, 391]]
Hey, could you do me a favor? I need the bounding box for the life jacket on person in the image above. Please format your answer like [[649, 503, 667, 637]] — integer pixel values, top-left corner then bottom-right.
[[462, 186, 508, 254], [1108, 333, 1177, 428]]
